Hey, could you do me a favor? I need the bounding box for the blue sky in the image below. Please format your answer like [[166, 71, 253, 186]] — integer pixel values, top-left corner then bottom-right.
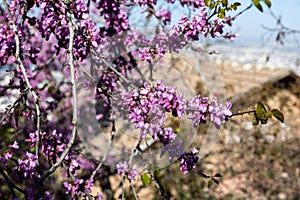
[[233, 0, 300, 44], [129, 0, 300, 47]]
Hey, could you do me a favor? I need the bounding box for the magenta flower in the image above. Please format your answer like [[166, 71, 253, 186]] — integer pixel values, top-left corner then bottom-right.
[[128, 165, 139, 181], [209, 97, 232, 128], [187, 96, 208, 127], [116, 161, 129, 176], [10, 141, 19, 149], [178, 148, 199, 175], [17, 152, 38, 179]]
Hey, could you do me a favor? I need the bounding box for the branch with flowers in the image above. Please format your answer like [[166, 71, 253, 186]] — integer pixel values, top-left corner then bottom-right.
[[0, 0, 285, 199]]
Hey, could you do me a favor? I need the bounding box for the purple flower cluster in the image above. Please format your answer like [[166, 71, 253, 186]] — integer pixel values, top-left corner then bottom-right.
[[97, 70, 118, 97], [155, 9, 171, 25], [69, 159, 81, 176], [187, 95, 209, 128], [178, 147, 199, 175], [28, 47, 41, 64], [38, 1, 68, 42], [78, 20, 104, 48], [9, 0, 26, 16], [36, 1, 104, 61], [96, 0, 130, 35], [174, 4, 238, 41], [176, 12, 210, 40], [94, 70, 121, 124], [124, 29, 187, 63], [26, 130, 66, 163], [0, 23, 15, 65], [212, 18, 224, 38], [17, 152, 38, 179], [74, 20, 101, 61], [138, 47, 155, 62], [224, 31, 239, 41], [187, 96, 232, 128], [116, 161, 139, 181], [63, 178, 84, 195], [161, 127, 177, 145], [71, 0, 89, 20], [179, 0, 205, 8], [0, 0, 240, 197], [127, 81, 185, 138], [116, 161, 129, 176], [134, 0, 157, 7], [209, 97, 232, 128]]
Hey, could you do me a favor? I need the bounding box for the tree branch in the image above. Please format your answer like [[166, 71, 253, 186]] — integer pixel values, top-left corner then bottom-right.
[[38, 12, 77, 184], [0, 165, 26, 196], [0, 166, 16, 198], [2, 0, 42, 166]]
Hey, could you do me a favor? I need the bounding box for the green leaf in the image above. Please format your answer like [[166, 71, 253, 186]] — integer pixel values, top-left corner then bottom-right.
[[271, 109, 284, 123], [256, 102, 268, 124], [208, 178, 213, 188], [154, 169, 160, 177], [255, 3, 264, 12], [204, 0, 212, 7], [218, 9, 225, 18], [264, 0, 271, 7], [252, 0, 260, 6], [231, 2, 241, 10], [252, 0, 263, 12], [253, 113, 259, 125], [0, 123, 14, 135], [209, 2, 216, 9], [141, 173, 151, 187], [222, 0, 228, 6]]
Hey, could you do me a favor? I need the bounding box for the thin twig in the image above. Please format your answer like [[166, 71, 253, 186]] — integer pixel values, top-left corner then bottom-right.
[[91, 49, 137, 89], [68, 17, 136, 89], [118, 138, 143, 200], [90, 121, 116, 181], [75, 59, 96, 83], [121, 176, 125, 200], [0, 88, 28, 125], [234, 4, 253, 18], [0, 165, 26, 195], [2, 0, 42, 166], [0, 166, 16, 198], [129, 180, 139, 200], [128, 138, 142, 165], [230, 110, 255, 117], [38, 12, 77, 184]]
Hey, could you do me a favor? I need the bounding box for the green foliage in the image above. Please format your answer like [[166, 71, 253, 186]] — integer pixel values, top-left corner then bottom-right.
[[200, 172, 222, 188], [231, 2, 241, 10], [254, 102, 268, 124], [0, 123, 14, 135], [264, 0, 272, 7], [252, 0, 272, 12], [252, 0, 263, 12], [207, 178, 213, 188], [253, 102, 284, 125], [218, 8, 225, 18], [271, 109, 284, 123], [141, 173, 151, 187], [204, 0, 241, 19]]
